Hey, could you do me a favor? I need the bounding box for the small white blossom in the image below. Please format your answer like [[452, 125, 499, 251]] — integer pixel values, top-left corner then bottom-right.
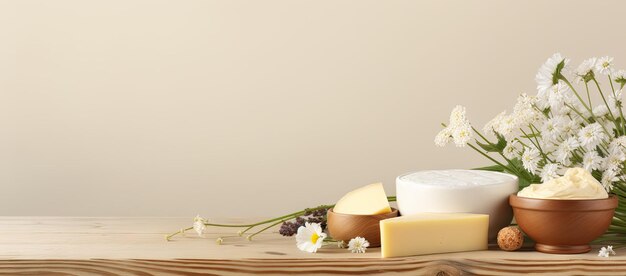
[[452, 122, 473, 147], [536, 53, 569, 95], [295, 222, 327, 253], [609, 136, 626, 153], [598, 246, 616, 258], [483, 111, 507, 136], [555, 137, 579, 165], [503, 140, 520, 159], [541, 115, 568, 142], [596, 56, 614, 75], [608, 89, 623, 111], [575, 57, 597, 82], [522, 146, 541, 174], [193, 215, 207, 237], [434, 127, 453, 147], [583, 151, 603, 171], [593, 104, 609, 117], [540, 163, 560, 182], [449, 105, 467, 127], [578, 123, 607, 150], [614, 70, 626, 82], [603, 150, 626, 172], [347, 237, 369, 253], [601, 169, 619, 191], [547, 82, 573, 112]]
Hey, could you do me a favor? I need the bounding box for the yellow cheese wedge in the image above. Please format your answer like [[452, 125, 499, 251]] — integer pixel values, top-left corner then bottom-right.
[[380, 213, 489, 258], [333, 183, 392, 215]]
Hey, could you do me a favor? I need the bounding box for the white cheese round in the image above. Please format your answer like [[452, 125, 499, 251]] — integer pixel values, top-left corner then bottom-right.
[[396, 169, 518, 241]]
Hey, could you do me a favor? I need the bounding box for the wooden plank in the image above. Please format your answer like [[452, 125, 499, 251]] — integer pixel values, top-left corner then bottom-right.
[[0, 217, 624, 275]]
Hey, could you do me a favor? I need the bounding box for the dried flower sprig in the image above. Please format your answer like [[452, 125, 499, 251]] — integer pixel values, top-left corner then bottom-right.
[[165, 196, 397, 242]]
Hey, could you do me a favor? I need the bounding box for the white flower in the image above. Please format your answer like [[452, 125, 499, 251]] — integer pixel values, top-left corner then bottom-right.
[[483, 111, 507, 136], [555, 137, 579, 164], [582, 151, 603, 171], [452, 122, 473, 147], [513, 93, 540, 125], [536, 53, 569, 95], [608, 89, 623, 111], [503, 139, 520, 159], [601, 169, 619, 191], [614, 70, 626, 83], [593, 105, 609, 117], [193, 215, 207, 237], [449, 105, 467, 127], [563, 117, 582, 136], [577, 123, 607, 150], [295, 222, 327, 253], [540, 163, 560, 182], [575, 57, 597, 82], [609, 136, 626, 153], [541, 115, 568, 142], [598, 245, 616, 257], [347, 237, 370, 253], [495, 114, 518, 137], [522, 146, 541, 174], [603, 150, 626, 172], [434, 127, 453, 147], [547, 82, 573, 112], [596, 56, 614, 75]]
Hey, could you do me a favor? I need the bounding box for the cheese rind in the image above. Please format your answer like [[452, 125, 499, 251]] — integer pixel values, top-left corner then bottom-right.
[[380, 213, 489, 258], [333, 183, 391, 215]]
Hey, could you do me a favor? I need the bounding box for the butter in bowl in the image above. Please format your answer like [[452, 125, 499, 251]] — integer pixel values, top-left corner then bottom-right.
[[511, 167, 618, 254]]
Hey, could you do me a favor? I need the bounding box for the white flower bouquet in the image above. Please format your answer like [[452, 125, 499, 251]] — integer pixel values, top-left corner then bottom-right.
[[436, 53, 626, 242]]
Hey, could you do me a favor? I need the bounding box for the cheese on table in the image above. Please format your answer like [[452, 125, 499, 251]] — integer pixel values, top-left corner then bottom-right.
[[396, 170, 517, 240], [333, 183, 392, 215], [380, 213, 489, 258]]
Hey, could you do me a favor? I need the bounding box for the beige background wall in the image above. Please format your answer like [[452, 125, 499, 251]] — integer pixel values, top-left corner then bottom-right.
[[1, 0, 625, 216]]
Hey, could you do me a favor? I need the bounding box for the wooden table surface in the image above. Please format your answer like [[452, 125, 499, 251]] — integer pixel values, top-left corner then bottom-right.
[[1, 217, 625, 275]]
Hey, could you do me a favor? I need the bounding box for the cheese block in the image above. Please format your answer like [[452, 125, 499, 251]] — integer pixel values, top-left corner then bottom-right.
[[396, 170, 517, 241], [380, 213, 488, 258], [333, 183, 392, 215]]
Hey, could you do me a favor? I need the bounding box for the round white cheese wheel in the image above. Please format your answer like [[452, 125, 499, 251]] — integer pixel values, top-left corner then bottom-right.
[[396, 169, 518, 241]]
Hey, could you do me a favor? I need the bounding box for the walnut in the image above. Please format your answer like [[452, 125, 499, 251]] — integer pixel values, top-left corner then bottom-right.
[[497, 226, 524, 251]]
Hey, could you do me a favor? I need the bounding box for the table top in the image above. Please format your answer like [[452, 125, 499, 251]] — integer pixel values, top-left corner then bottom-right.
[[1, 217, 625, 275]]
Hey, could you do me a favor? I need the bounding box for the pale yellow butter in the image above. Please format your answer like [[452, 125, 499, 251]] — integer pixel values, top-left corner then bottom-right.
[[333, 183, 392, 215], [379, 213, 489, 258], [517, 168, 608, 199]]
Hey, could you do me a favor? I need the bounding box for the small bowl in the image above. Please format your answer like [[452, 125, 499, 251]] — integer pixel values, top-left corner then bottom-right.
[[510, 195, 618, 254], [327, 208, 399, 247]]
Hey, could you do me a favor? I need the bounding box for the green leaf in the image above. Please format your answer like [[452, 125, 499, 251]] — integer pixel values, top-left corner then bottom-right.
[[473, 164, 505, 172]]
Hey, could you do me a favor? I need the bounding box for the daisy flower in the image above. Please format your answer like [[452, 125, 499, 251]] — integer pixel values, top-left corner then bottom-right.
[[452, 122, 473, 147], [541, 115, 567, 142], [434, 127, 453, 147], [596, 56, 614, 75], [608, 89, 623, 111], [598, 246, 613, 257], [193, 215, 207, 237], [503, 139, 520, 159], [575, 57, 597, 82], [449, 105, 467, 127], [555, 137, 579, 164], [536, 53, 569, 95], [547, 82, 572, 112], [609, 136, 626, 153], [603, 149, 626, 172], [540, 163, 560, 182], [582, 150, 603, 171], [578, 123, 607, 150], [601, 169, 619, 191], [483, 111, 506, 136], [295, 222, 327, 253], [593, 104, 609, 117], [347, 237, 370, 253], [522, 146, 541, 174], [614, 69, 626, 85]]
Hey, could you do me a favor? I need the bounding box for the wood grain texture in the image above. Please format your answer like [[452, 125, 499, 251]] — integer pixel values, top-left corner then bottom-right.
[[1, 217, 626, 275]]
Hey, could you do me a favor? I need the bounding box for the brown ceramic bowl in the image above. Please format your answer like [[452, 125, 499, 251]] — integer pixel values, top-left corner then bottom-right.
[[510, 195, 618, 254], [327, 208, 399, 247]]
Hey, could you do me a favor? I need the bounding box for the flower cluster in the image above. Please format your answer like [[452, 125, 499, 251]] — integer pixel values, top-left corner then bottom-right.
[[279, 208, 328, 236], [295, 222, 369, 253], [436, 53, 626, 192], [598, 245, 616, 257]]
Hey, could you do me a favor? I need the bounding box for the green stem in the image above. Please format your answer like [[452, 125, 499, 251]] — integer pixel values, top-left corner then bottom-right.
[[467, 143, 508, 169]]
